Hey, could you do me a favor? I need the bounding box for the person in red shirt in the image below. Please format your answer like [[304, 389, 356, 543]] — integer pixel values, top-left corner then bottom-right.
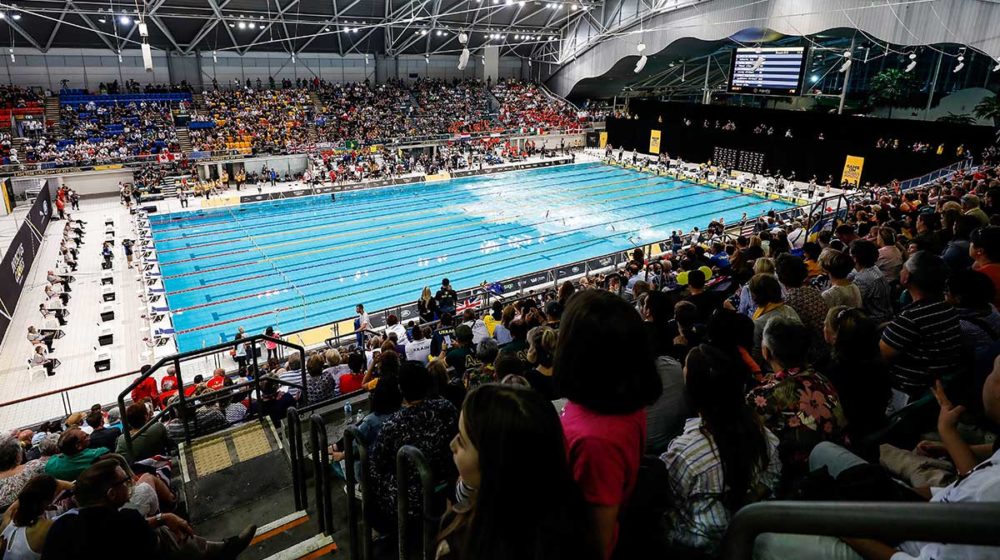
[[970, 225, 1000, 309], [130, 366, 158, 405], [554, 290, 662, 559], [206, 368, 227, 391], [158, 367, 179, 408], [337, 352, 366, 395]]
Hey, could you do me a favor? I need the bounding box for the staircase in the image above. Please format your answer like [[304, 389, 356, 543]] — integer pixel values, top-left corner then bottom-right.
[[309, 91, 323, 114], [192, 92, 206, 110], [44, 95, 60, 126], [158, 175, 190, 198], [176, 126, 193, 154]]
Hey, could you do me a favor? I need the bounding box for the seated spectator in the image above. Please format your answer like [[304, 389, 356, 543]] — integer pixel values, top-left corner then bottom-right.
[[85, 410, 121, 451], [946, 268, 1000, 366], [880, 251, 963, 397], [848, 240, 894, 324], [305, 353, 336, 404], [523, 326, 558, 400], [254, 376, 296, 428], [941, 215, 977, 272], [706, 309, 762, 385], [748, 273, 802, 364], [749, 318, 848, 481], [754, 360, 1000, 560], [385, 314, 409, 345], [683, 269, 719, 322], [368, 360, 458, 527], [818, 307, 890, 457], [404, 325, 432, 363], [331, 370, 403, 472], [874, 227, 904, 283], [971, 225, 1000, 309], [463, 338, 499, 389], [436, 384, 599, 560], [206, 368, 227, 391], [43, 428, 109, 481], [278, 353, 304, 401], [444, 325, 481, 377], [41, 459, 254, 559], [555, 290, 662, 558], [735, 258, 776, 317], [661, 344, 780, 555], [820, 250, 862, 309], [0, 475, 64, 558], [338, 352, 366, 395], [0, 436, 49, 511], [642, 291, 676, 358], [116, 403, 169, 463]]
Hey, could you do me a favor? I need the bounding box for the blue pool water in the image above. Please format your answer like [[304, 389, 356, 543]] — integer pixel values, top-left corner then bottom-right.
[[149, 162, 795, 351]]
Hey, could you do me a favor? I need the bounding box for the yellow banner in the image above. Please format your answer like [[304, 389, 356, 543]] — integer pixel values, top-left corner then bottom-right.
[[841, 155, 865, 186], [425, 172, 451, 182], [648, 129, 662, 154], [599, 131, 608, 149], [93, 164, 124, 171]]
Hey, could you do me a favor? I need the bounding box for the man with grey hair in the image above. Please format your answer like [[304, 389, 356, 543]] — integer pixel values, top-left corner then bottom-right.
[[962, 193, 989, 227], [748, 317, 848, 480], [880, 251, 962, 397]]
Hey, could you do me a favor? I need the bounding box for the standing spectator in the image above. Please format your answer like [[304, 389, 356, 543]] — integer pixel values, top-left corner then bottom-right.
[[819, 250, 862, 309], [435, 279, 458, 316], [263, 326, 281, 361], [775, 254, 829, 362], [661, 345, 780, 555], [555, 290, 662, 558], [417, 286, 438, 323], [305, 354, 336, 404], [354, 304, 370, 348], [749, 318, 848, 480], [880, 252, 963, 396], [368, 361, 458, 527], [436, 384, 599, 560], [523, 326, 558, 400], [848, 240, 894, 324]]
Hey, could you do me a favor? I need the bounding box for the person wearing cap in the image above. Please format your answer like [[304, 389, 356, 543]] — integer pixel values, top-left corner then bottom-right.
[[442, 324, 481, 377], [971, 225, 1000, 309]]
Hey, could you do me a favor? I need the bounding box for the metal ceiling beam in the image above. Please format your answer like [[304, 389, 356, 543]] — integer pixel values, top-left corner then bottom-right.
[[67, 3, 117, 52], [204, 0, 242, 53], [239, 0, 300, 54], [43, 1, 71, 52], [183, 0, 233, 55]]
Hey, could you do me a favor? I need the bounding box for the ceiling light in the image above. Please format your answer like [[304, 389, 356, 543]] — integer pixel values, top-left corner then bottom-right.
[[248, 22, 256, 29], [228, 23, 235, 27], [953, 55, 965, 73], [571, 3, 578, 10], [636, 42, 645, 53], [904, 52, 917, 73], [514, 35, 520, 40], [238, 21, 246, 29], [119, 15, 131, 25], [11, 13, 20, 20], [420, 29, 427, 35], [518, 0, 526, 5], [0, 13, 5, 20], [458, 32, 468, 44], [213, 50, 218, 63], [324, 27, 330, 32], [98, 17, 107, 23]]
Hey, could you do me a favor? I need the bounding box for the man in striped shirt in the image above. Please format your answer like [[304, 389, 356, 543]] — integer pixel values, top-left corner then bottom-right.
[[880, 252, 962, 396]]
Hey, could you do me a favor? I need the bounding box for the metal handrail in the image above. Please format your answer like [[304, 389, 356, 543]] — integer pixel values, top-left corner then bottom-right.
[[309, 413, 334, 536], [344, 425, 375, 560], [285, 406, 307, 511], [396, 445, 437, 560], [117, 333, 304, 452], [720, 501, 1000, 560]]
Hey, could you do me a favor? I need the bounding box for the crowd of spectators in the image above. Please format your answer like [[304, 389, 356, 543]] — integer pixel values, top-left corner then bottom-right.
[[315, 80, 411, 144], [492, 79, 586, 131], [190, 88, 314, 154], [0, 85, 42, 108], [409, 79, 493, 135]]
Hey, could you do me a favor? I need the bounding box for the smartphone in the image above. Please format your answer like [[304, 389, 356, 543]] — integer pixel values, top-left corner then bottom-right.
[[443, 335, 452, 346]]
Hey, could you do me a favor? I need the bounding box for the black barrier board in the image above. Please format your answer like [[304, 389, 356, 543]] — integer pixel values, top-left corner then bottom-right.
[[555, 262, 586, 280], [585, 254, 618, 273], [0, 223, 39, 343]]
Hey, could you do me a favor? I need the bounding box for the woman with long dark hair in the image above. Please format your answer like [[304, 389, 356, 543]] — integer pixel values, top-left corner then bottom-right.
[[555, 290, 662, 558], [436, 384, 599, 560], [0, 474, 60, 559], [660, 345, 780, 555]]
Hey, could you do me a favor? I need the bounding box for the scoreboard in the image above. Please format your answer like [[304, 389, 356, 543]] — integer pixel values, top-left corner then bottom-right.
[[728, 46, 807, 96]]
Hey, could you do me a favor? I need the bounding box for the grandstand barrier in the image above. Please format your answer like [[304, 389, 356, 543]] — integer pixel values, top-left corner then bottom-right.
[[897, 156, 975, 192], [396, 445, 438, 560], [310, 413, 335, 536], [118, 333, 306, 450], [0, 183, 51, 345], [344, 425, 376, 560], [59, 92, 193, 106], [720, 501, 1000, 559]]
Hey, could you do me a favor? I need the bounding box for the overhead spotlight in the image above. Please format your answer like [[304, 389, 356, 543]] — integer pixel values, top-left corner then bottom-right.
[[634, 54, 647, 73], [291, 52, 296, 64], [117, 50, 123, 63], [528, 59, 532, 67], [571, 3, 578, 10], [228, 23, 235, 28], [365, 54, 369, 64], [514, 35, 520, 40], [11, 13, 20, 20], [506, 0, 514, 4], [548, 36, 555, 41], [425, 54, 430, 64], [953, 55, 965, 73], [839, 51, 852, 73], [904, 52, 917, 73], [138, 22, 149, 36], [248, 22, 256, 29], [119, 15, 131, 25], [420, 29, 427, 35], [98, 17, 106, 24], [518, 0, 526, 6], [238, 21, 246, 29], [636, 42, 646, 53], [436, 30, 443, 36], [0, 13, 5, 20], [668, 62, 675, 68], [324, 27, 330, 32], [458, 47, 470, 70], [458, 32, 468, 44]]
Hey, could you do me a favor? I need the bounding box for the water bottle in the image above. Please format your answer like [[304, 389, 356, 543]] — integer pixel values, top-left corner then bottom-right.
[[343, 402, 353, 424]]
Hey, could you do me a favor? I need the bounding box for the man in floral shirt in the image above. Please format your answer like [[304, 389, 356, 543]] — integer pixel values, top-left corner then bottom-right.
[[748, 317, 848, 482]]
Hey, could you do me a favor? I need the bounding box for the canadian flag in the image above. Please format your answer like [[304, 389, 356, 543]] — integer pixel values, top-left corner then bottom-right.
[[157, 152, 176, 163]]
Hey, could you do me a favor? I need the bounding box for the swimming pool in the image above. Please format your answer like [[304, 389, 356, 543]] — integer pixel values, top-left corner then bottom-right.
[[149, 162, 795, 351]]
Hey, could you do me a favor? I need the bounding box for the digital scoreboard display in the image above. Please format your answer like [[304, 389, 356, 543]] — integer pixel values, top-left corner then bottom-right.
[[728, 47, 807, 96]]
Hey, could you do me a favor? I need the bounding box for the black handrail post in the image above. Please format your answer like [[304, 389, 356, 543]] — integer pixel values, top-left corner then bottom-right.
[[250, 337, 262, 419], [285, 406, 305, 511], [310, 414, 334, 535], [173, 356, 193, 445], [395, 445, 435, 560], [344, 426, 361, 560]]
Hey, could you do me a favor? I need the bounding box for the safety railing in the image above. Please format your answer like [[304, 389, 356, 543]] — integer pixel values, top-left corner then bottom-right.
[[285, 407, 308, 511], [344, 425, 376, 560], [310, 413, 335, 536], [720, 501, 1000, 559], [396, 445, 439, 560], [897, 157, 975, 192], [117, 333, 305, 451]]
